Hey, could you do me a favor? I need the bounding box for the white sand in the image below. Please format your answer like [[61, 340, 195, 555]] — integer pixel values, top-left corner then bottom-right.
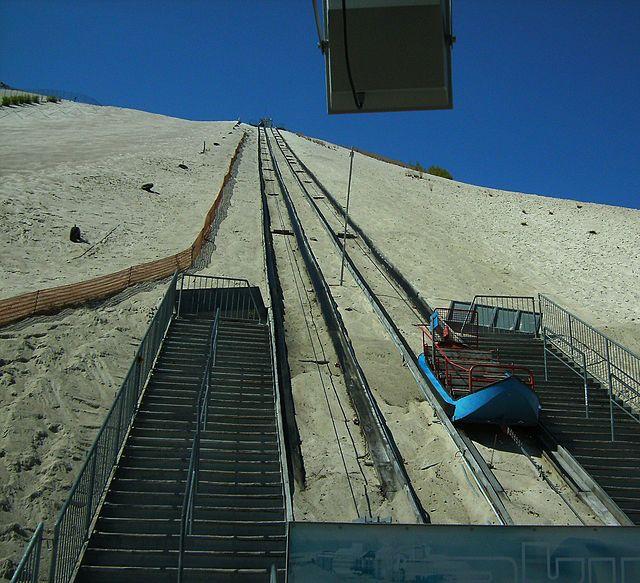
[[0, 284, 168, 576], [269, 137, 599, 526], [0, 100, 242, 297], [0, 102, 246, 575], [283, 131, 640, 354], [2, 103, 634, 573]]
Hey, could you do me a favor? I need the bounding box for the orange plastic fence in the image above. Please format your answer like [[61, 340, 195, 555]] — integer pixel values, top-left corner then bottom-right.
[[0, 133, 247, 328]]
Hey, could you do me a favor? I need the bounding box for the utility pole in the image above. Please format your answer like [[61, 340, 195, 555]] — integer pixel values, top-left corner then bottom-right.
[[339, 148, 355, 286]]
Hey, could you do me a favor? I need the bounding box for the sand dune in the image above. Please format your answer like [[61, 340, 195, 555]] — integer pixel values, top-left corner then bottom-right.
[[0, 102, 247, 575], [283, 131, 640, 354], [0, 100, 243, 298], [1, 102, 637, 575]]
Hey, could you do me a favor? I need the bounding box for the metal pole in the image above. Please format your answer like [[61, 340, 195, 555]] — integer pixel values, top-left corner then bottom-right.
[[605, 339, 615, 442], [84, 452, 98, 533], [339, 148, 355, 286], [177, 274, 184, 318], [568, 314, 574, 359], [582, 353, 589, 419], [32, 525, 42, 583], [542, 329, 549, 382], [48, 523, 60, 583]]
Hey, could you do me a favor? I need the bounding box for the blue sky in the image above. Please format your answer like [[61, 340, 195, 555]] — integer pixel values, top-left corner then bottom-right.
[[1, 1, 638, 208]]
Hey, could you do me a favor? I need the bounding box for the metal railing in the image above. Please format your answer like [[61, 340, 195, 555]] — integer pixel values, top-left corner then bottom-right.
[[467, 295, 540, 335], [420, 323, 535, 396], [539, 294, 640, 441], [177, 308, 221, 582], [434, 306, 479, 347], [10, 523, 43, 583], [48, 273, 178, 583], [177, 274, 262, 321], [542, 328, 590, 419]]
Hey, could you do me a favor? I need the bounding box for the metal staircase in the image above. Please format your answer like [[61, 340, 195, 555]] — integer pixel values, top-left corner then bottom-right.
[[72, 276, 287, 582], [476, 331, 640, 525]]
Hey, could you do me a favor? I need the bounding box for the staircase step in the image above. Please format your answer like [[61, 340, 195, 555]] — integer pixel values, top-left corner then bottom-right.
[[101, 502, 285, 521], [89, 532, 286, 552], [95, 517, 285, 536], [76, 565, 285, 582], [81, 547, 285, 569], [76, 308, 288, 576], [107, 490, 284, 508]]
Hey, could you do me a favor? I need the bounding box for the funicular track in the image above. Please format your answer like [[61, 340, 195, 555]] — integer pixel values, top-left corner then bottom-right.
[[264, 127, 600, 526], [258, 125, 428, 524]]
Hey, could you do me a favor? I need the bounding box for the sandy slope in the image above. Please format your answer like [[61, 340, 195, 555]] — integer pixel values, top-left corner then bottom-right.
[[0, 284, 167, 577], [0, 102, 246, 576], [282, 131, 640, 354], [1, 103, 635, 574], [0, 100, 243, 298]]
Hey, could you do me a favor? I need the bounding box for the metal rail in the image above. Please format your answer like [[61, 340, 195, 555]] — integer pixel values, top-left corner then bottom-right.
[[10, 523, 43, 583], [177, 273, 262, 321], [258, 128, 306, 492], [543, 327, 590, 418], [469, 295, 539, 335], [271, 128, 514, 525], [261, 125, 429, 524], [48, 273, 178, 583], [421, 322, 536, 395], [177, 307, 220, 582], [540, 293, 640, 441]]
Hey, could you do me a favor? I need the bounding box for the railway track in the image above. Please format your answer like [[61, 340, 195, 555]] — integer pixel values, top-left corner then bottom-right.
[[258, 126, 428, 524], [265, 126, 597, 526]]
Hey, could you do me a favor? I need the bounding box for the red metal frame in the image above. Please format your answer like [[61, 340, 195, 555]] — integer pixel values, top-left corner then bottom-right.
[[419, 308, 536, 396]]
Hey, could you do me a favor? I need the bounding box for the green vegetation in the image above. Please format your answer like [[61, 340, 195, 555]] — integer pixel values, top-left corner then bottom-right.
[[427, 165, 453, 180], [412, 162, 426, 175], [0, 93, 53, 107], [47, 95, 60, 103]]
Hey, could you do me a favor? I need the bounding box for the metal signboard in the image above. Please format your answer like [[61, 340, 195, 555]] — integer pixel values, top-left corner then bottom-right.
[[288, 522, 640, 582]]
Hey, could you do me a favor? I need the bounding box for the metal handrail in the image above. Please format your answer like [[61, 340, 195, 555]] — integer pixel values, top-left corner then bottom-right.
[[48, 273, 178, 583], [539, 293, 640, 441], [610, 374, 640, 435], [177, 308, 220, 582], [421, 324, 535, 395], [177, 273, 261, 321], [11, 523, 43, 583], [468, 362, 535, 393], [542, 328, 590, 418], [468, 295, 539, 335]]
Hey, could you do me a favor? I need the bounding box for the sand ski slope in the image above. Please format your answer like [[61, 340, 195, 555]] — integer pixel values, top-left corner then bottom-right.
[[0, 102, 637, 575], [0, 100, 243, 298], [282, 131, 640, 354]]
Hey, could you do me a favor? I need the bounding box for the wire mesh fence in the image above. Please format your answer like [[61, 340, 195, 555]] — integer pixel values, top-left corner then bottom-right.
[[539, 294, 640, 434], [10, 523, 43, 583], [0, 133, 246, 329], [176, 274, 263, 321], [467, 295, 540, 335], [47, 274, 177, 583]]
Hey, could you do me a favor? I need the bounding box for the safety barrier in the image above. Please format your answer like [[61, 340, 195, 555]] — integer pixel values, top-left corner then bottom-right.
[[177, 307, 220, 582], [420, 322, 535, 396], [47, 273, 178, 583], [9, 523, 43, 583], [540, 293, 640, 440], [466, 295, 540, 335], [0, 133, 246, 328], [177, 273, 263, 322]]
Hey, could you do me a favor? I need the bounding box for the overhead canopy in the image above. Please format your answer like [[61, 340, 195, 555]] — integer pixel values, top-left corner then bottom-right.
[[324, 0, 453, 114]]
